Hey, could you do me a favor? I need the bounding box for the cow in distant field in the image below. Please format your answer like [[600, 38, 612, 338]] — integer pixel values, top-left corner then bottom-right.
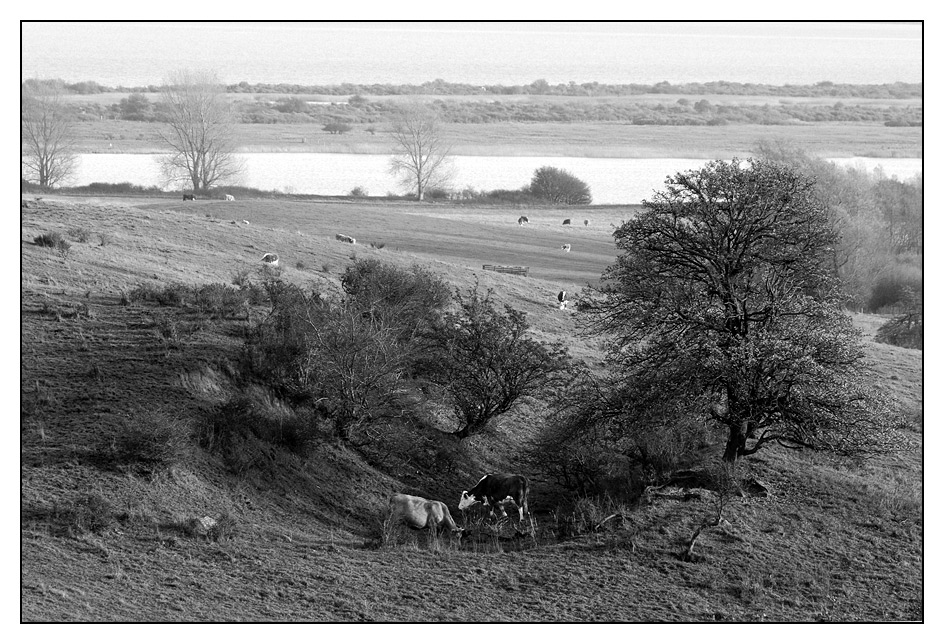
[[584, 219, 589, 226], [261, 253, 279, 267], [335, 233, 356, 244], [388, 494, 463, 536], [558, 290, 569, 310], [224, 194, 235, 201], [459, 474, 530, 521], [517, 216, 529, 226], [562, 218, 571, 225], [183, 193, 196, 201], [561, 244, 571, 252]]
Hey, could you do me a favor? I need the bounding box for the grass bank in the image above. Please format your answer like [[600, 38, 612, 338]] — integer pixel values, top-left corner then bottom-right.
[[21, 196, 922, 621]]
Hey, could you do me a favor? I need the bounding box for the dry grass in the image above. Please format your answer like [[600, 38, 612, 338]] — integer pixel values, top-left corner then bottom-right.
[[64, 118, 922, 159], [21, 196, 922, 622]]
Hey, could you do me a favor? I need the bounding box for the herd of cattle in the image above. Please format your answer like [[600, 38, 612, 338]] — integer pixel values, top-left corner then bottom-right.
[[181, 193, 575, 310], [389, 473, 529, 537]]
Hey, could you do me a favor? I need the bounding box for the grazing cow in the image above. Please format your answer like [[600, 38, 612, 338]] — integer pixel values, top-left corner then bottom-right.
[[562, 218, 571, 225], [183, 193, 195, 201], [561, 244, 571, 252], [459, 473, 530, 521], [517, 216, 529, 226], [389, 494, 463, 535], [335, 233, 356, 244], [584, 219, 589, 226], [261, 253, 279, 267], [558, 290, 568, 310], [225, 194, 235, 201]]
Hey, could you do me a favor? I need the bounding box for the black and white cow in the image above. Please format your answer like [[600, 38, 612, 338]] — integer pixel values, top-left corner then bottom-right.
[[517, 216, 529, 226], [459, 473, 529, 521], [182, 193, 196, 201]]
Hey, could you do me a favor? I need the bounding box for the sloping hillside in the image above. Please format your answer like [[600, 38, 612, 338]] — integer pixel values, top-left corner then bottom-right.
[[21, 197, 922, 621]]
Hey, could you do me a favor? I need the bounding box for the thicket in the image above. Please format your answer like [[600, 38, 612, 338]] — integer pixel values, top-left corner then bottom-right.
[[529, 166, 592, 205], [230, 97, 922, 127], [754, 141, 922, 312], [237, 261, 570, 446]]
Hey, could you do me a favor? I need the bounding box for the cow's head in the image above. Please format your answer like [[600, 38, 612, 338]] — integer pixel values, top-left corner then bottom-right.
[[458, 491, 480, 510]]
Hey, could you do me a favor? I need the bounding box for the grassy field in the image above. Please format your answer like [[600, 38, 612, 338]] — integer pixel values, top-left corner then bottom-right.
[[20, 196, 922, 622], [68, 119, 922, 159]]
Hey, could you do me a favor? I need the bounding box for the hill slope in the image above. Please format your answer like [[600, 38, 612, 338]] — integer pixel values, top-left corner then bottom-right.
[[21, 197, 922, 621]]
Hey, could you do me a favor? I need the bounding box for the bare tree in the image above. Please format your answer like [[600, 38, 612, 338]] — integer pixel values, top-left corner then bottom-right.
[[158, 69, 243, 192], [388, 101, 454, 200], [21, 79, 77, 189]]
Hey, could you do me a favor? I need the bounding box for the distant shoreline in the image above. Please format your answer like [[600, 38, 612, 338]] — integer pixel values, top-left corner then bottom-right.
[[67, 121, 923, 160]]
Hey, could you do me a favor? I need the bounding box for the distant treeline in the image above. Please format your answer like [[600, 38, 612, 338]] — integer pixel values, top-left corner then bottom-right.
[[61, 78, 922, 99], [81, 92, 924, 128]]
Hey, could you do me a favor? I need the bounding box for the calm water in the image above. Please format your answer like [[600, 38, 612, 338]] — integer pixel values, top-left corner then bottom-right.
[[22, 22, 922, 86], [64, 154, 923, 205]]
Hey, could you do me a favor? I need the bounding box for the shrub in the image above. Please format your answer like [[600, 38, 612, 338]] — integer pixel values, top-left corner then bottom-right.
[[34, 231, 70, 251], [194, 283, 250, 319], [202, 391, 325, 459], [419, 286, 571, 438], [867, 265, 922, 312], [67, 227, 92, 243], [349, 186, 368, 197], [323, 122, 352, 134], [529, 166, 592, 205], [340, 258, 451, 335], [529, 370, 716, 496], [104, 411, 192, 472], [58, 494, 114, 536]]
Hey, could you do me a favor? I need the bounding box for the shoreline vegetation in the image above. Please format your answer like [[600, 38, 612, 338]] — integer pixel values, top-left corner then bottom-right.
[[70, 122, 921, 159], [46, 78, 922, 159]]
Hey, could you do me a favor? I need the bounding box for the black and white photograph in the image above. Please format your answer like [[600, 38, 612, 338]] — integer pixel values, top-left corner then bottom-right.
[[20, 20, 923, 623]]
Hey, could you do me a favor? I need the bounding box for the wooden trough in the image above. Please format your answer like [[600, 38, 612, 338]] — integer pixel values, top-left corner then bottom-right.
[[482, 264, 530, 277]]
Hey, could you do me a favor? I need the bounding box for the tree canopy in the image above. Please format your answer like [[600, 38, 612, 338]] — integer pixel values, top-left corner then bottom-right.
[[22, 79, 77, 188], [388, 101, 453, 200], [587, 158, 902, 462], [158, 69, 244, 192]]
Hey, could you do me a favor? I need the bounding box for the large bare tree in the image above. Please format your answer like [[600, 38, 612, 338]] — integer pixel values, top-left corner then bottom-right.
[[388, 101, 453, 200], [158, 69, 243, 192], [21, 79, 77, 189]]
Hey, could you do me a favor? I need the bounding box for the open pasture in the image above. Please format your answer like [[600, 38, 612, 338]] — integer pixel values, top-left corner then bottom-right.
[[21, 197, 922, 621], [149, 197, 630, 292]]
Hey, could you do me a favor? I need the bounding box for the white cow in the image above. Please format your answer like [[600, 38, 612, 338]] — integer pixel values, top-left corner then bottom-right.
[[561, 244, 571, 252], [388, 494, 463, 536], [224, 194, 235, 201]]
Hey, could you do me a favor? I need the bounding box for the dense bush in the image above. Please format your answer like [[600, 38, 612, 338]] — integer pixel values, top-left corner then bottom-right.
[[340, 258, 451, 337], [245, 262, 453, 440], [126, 281, 261, 318], [529, 166, 592, 205], [103, 410, 192, 472], [867, 262, 922, 312], [323, 122, 352, 134], [202, 391, 325, 461], [755, 142, 922, 310], [418, 286, 571, 439], [529, 370, 715, 496]]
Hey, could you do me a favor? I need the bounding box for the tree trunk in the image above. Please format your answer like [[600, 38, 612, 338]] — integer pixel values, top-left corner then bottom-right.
[[722, 420, 750, 462]]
